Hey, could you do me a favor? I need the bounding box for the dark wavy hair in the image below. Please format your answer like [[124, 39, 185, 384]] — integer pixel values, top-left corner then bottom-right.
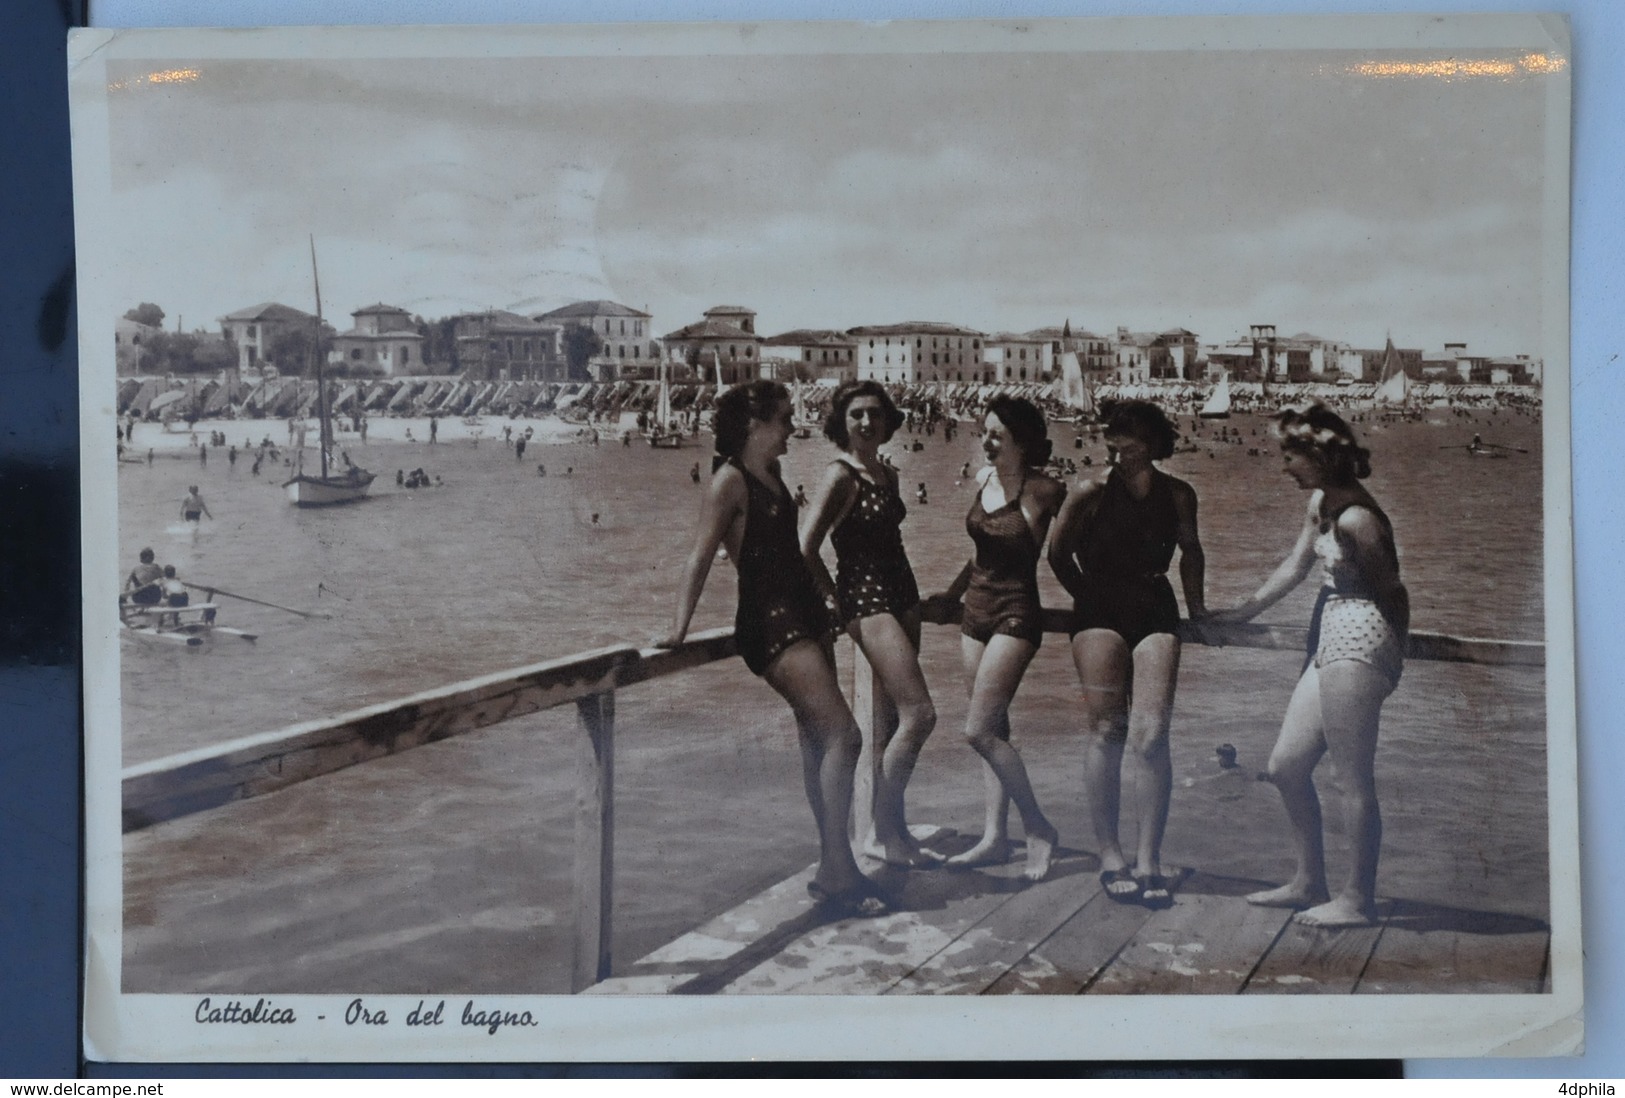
[[1103, 399, 1179, 461], [712, 380, 790, 472], [984, 395, 1052, 469], [823, 380, 905, 449], [1274, 402, 1371, 482]]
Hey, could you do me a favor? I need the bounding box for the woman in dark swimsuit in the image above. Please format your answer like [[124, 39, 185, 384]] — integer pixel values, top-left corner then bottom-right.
[[1212, 404, 1407, 928], [657, 380, 886, 917], [1049, 401, 1205, 908], [801, 381, 938, 868], [934, 396, 1065, 880]]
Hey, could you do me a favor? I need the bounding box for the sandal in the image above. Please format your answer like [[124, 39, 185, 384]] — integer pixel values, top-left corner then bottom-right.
[[1137, 874, 1175, 910], [807, 879, 891, 919], [1099, 866, 1143, 905]]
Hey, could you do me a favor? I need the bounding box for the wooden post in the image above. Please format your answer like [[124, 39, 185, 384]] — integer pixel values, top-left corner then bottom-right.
[[849, 640, 884, 848], [571, 690, 615, 992]]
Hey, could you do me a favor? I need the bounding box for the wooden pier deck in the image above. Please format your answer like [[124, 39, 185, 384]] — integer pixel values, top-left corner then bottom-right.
[[590, 839, 1551, 996]]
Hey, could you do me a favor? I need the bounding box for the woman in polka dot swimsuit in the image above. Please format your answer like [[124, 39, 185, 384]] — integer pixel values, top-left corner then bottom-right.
[[1211, 403, 1409, 928], [801, 381, 940, 868]]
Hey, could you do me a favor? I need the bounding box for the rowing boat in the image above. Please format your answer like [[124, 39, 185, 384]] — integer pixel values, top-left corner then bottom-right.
[[119, 602, 257, 647]]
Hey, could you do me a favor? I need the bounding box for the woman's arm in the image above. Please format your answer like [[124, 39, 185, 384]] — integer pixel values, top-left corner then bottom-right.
[[1047, 478, 1102, 603], [1028, 473, 1068, 557], [655, 467, 746, 647], [1171, 479, 1207, 618], [1212, 491, 1320, 622], [798, 462, 859, 606]]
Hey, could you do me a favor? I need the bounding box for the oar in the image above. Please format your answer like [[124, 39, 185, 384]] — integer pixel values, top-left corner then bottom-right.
[[181, 582, 331, 619], [1484, 441, 1529, 453]]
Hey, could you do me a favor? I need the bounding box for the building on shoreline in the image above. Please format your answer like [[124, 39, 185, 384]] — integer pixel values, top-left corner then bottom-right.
[[663, 306, 763, 385], [451, 309, 564, 382], [535, 300, 656, 381], [329, 303, 425, 377], [217, 301, 319, 373], [760, 329, 858, 384], [848, 322, 986, 385]]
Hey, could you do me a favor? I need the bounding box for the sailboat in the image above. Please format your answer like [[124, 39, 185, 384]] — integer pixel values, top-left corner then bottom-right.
[[1374, 337, 1410, 407], [1198, 371, 1232, 419], [284, 238, 376, 506], [648, 358, 684, 449], [791, 380, 817, 439], [1057, 351, 1095, 420]]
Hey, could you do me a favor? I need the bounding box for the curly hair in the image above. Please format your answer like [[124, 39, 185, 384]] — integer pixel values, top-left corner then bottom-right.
[[984, 395, 1052, 469], [1274, 402, 1371, 482], [1102, 399, 1180, 461], [823, 380, 905, 449], [712, 380, 790, 471]]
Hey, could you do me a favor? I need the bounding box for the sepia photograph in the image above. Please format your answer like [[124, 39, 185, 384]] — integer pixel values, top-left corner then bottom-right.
[[71, 13, 1578, 1062]]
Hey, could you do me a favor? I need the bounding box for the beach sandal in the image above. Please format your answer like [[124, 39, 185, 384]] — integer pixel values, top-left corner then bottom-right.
[[1099, 866, 1143, 904], [1137, 874, 1175, 911], [807, 880, 891, 919]]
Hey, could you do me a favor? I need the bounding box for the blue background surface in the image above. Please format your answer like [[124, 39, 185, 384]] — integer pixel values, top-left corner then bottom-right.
[[3, 0, 1617, 1079]]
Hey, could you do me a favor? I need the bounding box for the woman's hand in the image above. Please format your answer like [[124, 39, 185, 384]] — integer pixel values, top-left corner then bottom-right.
[[650, 629, 686, 650], [1204, 606, 1256, 625]]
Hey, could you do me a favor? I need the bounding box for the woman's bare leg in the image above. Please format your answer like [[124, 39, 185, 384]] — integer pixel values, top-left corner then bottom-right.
[[946, 635, 1012, 868], [763, 639, 870, 895], [1247, 666, 1333, 909], [1296, 659, 1389, 927], [1071, 629, 1133, 887], [950, 633, 1059, 881], [1125, 634, 1181, 878], [850, 609, 938, 866]]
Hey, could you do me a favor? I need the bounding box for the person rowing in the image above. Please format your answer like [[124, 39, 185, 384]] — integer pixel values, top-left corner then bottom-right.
[[124, 548, 164, 611]]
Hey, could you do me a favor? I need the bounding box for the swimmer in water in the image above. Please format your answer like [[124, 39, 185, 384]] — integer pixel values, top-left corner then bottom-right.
[[180, 485, 212, 523]]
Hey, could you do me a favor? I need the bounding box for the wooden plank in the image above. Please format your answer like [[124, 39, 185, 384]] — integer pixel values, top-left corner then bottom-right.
[[1244, 911, 1386, 994], [888, 860, 1106, 995], [1355, 900, 1550, 994], [1087, 883, 1294, 996], [986, 887, 1157, 995], [586, 868, 827, 995], [717, 862, 1032, 995], [570, 691, 615, 993], [122, 643, 642, 831]]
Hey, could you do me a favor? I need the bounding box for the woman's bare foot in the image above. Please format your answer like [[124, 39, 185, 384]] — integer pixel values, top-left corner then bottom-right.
[[1021, 824, 1059, 882], [945, 835, 1011, 869], [1246, 880, 1329, 909], [1294, 897, 1377, 928], [864, 834, 944, 869]]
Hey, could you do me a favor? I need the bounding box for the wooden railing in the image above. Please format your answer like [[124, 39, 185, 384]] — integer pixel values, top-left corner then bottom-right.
[[121, 605, 1543, 991]]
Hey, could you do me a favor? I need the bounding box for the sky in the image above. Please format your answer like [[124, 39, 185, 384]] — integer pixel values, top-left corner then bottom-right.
[[101, 35, 1560, 356]]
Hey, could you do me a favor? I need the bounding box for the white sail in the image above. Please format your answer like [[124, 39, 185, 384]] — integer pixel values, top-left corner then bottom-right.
[[1058, 352, 1094, 415], [1374, 337, 1410, 405], [1198, 373, 1232, 418], [656, 360, 673, 428]]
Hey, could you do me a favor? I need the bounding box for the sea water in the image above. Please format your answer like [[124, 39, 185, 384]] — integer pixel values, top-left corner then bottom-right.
[[115, 407, 1551, 992]]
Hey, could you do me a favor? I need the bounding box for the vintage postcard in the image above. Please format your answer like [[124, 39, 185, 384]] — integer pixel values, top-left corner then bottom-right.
[[72, 14, 1578, 1061]]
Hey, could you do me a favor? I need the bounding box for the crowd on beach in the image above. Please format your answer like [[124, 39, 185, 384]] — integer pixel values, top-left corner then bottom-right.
[[656, 378, 1412, 927]]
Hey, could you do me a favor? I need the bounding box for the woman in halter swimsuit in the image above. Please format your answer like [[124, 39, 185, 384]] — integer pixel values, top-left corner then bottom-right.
[[1049, 400, 1206, 909], [801, 381, 939, 869], [1212, 404, 1408, 928], [657, 380, 887, 918], [933, 396, 1065, 881]]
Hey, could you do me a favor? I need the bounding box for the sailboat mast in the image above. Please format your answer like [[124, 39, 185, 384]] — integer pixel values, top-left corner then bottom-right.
[[309, 236, 329, 479]]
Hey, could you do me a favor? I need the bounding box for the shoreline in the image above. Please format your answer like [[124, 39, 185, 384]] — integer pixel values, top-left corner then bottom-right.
[[120, 412, 657, 453]]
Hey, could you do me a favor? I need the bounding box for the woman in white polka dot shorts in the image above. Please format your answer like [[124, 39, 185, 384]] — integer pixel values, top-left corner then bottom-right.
[[1210, 403, 1408, 928]]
